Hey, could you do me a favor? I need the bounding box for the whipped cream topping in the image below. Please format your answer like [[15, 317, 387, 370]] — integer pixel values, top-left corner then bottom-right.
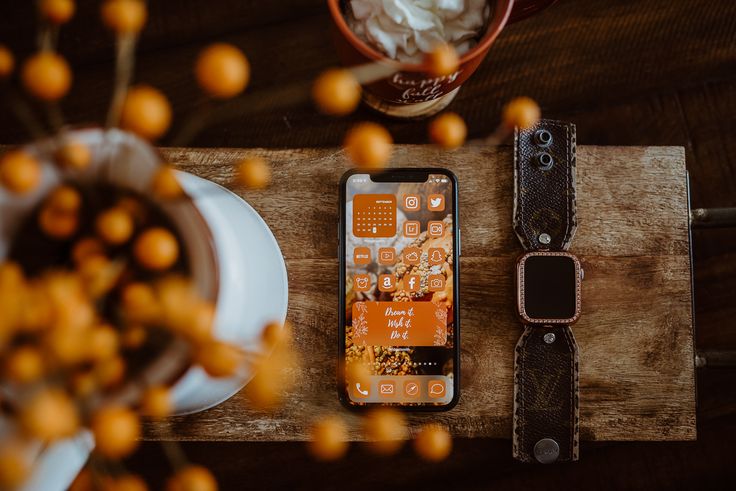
[[347, 0, 490, 63]]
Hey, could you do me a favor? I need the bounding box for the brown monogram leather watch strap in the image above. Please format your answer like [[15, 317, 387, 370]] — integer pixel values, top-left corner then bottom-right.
[[512, 120, 580, 463]]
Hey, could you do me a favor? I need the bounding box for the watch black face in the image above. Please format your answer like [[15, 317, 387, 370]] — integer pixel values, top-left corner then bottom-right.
[[522, 254, 578, 321]]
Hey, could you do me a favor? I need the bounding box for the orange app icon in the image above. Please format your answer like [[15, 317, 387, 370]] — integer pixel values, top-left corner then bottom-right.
[[378, 380, 396, 397], [353, 274, 371, 292], [428, 247, 445, 265], [353, 247, 371, 265], [428, 194, 445, 211], [403, 220, 420, 238], [403, 274, 420, 292], [428, 221, 444, 237], [403, 379, 421, 398], [402, 247, 421, 265], [428, 379, 446, 399], [402, 194, 420, 211], [352, 381, 371, 399], [428, 274, 445, 292], [378, 274, 396, 292], [378, 247, 396, 265]]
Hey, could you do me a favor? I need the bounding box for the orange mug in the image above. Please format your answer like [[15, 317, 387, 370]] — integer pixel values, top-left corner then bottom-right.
[[327, 0, 558, 118]]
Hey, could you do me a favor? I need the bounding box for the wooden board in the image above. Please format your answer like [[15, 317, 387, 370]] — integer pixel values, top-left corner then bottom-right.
[[140, 144, 696, 442]]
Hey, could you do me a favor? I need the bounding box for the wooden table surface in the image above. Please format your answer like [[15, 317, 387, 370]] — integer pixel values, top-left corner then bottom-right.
[[1, 0, 735, 489]]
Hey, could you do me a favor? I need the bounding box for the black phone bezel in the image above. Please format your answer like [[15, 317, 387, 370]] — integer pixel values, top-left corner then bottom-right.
[[337, 168, 461, 412]]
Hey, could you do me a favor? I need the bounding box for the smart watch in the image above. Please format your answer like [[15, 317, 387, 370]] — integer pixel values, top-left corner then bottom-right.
[[511, 120, 582, 463]]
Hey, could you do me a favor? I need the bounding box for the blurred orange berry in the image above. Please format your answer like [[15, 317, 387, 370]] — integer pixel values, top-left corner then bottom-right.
[[39, 206, 78, 240], [195, 43, 250, 99], [72, 237, 106, 265], [47, 185, 82, 214], [152, 166, 184, 200], [0, 44, 14, 79], [196, 341, 243, 378], [141, 385, 172, 418], [20, 389, 79, 441], [121, 282, 159, 322], [424, 44, 459, 77], [5, 346, 44, 384], [0, 447, 29, 488], [120, 85, 172, 140], [429, 112, 467, 149], [166, 465, 217, 491], [106, 474, 149, 491], [185, 301, 215, 342], [0, 150, 41, 194], [134, 227, 179, 271], [21, 52, 72, 101], [96, 207, 134, 245], [39, 0, 75, 24], [362, 408, 407, 455], [121, 324, 147, 348], [116, 196, 147, 224], [502, 96, 541, 130], [236, 157, 270, 189], [45, 327, 88, 364], [312, 69, 361, 116], [261, 320, 291, 348], [95, 355, 126, 388], [91, 406, 140, 458], [101, 0, 147, 34], [69, 468, 94, 491], [413, 424, 452, 461], [344, 122, 392, 169], [307, 415, 348, 461], [56, 140, 91, 170], [70, 370, 97, 397], [88, 324, 119, 361]]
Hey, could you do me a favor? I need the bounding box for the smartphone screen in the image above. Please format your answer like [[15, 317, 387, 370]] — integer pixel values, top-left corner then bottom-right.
[[339, 169, 459, 409]]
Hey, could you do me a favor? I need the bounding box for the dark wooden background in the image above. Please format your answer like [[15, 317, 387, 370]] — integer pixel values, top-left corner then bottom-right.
[[1, 0, 735, 489]]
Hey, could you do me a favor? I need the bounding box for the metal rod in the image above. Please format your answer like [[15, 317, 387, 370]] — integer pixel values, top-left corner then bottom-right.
[[695, 350, 736, 368], [690, 207, 736, 229]]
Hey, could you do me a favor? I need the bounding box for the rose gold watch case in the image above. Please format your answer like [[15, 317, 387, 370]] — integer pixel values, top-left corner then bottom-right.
[[516, 251, 582, 325]]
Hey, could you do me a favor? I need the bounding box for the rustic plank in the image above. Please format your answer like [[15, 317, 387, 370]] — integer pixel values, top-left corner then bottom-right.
[[140, 144, 695, 441]]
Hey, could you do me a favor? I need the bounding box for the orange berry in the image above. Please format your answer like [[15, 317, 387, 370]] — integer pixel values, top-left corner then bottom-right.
[[0, 447, 29, 488], [196, 341, 243, 378], [184, 301, 215, 342], [0, 150, 41, 194], [70, 370, 97, 397], [134, 227, 179, 271], [121, 282, 159, 322], [121, 324, 147, 348], [21, 52, 72, 101], [362, 408, 407, 455], [428, 112, 467, 149], [261, 320, 291, 348], [101, 0, 147, 34], [236, 157, 270, 189], [195, 43, 250, 99], [56, 140, 92, 170], [344, 122, 392, 169], [20, 389, 79, 441], [424, 44, 459, 77], [106, 474, 148, 491], [413, 424, 452, 461], [502, 96, 541, 130], [141, 385, 172, 418], [39, 0, 75, 24], [120, 85, 172, 140], [47, 185, 82, 213], [151, 166, 184, 200], [91, 406, 140, 459], [95, 355, 126, 388], [307, 415, 348, 461], [116, 196, 147, 223], [96, 207, 134, 245], [45, 327, 88, 364], [72, 237, 106, 265], [312, 69, 361, 116], [5, 346, 44, 383], [0, 44, 14, 79], [166, 465, 217, 491], [39, 206, 78, 239], [87, 324, 119, 361]]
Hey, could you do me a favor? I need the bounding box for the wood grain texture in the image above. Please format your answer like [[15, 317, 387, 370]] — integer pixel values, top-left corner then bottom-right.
[[141, 144, 695, 442]]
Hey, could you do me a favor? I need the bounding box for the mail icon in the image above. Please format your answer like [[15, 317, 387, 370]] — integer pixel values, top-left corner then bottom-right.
[[378, 381, 396, 397]]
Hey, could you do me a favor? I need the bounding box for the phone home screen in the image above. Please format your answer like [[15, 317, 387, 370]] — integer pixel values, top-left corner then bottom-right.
[[341, 172, 458, 407]]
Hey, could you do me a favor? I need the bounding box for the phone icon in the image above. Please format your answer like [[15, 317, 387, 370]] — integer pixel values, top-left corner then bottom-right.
[[354, 382, 370, 398]]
